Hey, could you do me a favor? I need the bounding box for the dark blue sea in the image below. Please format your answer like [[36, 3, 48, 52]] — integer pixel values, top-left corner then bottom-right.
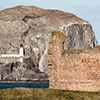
[[0, 83, 49, 89]]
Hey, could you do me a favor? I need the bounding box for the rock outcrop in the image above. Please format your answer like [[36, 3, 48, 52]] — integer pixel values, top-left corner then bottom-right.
[[0, 6, 98, 73], [0, 61, 48, 82]]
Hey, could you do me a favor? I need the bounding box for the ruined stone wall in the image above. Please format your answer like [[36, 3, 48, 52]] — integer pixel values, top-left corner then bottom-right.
[[48, 31, 100, 91]]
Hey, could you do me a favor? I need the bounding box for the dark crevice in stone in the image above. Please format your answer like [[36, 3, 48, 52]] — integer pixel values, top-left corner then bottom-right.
[[21, 26, 31, 42], [22, 14, 45, 23]]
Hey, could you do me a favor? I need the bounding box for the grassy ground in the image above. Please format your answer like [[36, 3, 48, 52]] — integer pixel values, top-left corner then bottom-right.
[[0, 88, 100, 100]]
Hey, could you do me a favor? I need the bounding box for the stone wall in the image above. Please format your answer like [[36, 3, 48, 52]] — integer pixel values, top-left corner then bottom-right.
[[48, 31, 100, 91]]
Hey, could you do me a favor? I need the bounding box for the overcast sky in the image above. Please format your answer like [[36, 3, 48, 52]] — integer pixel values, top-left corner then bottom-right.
[[0, 0, 100, 44]]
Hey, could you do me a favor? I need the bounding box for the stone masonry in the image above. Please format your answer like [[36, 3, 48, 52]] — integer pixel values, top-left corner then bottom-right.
[[48, 31, 100, 91]]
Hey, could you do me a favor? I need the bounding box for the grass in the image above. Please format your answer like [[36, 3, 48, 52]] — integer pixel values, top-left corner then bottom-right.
[[62, 45, 100, 55], [52, 31, 67, 39], [62, 49, 83, 55], [0, 88, 100, 100]]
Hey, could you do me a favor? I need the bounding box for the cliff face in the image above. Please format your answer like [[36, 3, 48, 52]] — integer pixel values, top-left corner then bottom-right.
[[0, 6, 98, 73], [48, 31, 100, 91]]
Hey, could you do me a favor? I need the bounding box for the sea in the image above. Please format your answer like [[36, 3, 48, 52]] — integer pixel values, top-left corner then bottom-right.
[[0, 83, 49, 89]]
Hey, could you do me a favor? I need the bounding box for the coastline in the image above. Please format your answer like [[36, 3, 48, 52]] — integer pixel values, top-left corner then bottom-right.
[[0, 79, 49, 84]]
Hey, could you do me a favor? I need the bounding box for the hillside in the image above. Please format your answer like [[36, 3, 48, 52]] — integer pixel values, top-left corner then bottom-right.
[[0, 88, 100, 100], [0, 5, 98, 75]]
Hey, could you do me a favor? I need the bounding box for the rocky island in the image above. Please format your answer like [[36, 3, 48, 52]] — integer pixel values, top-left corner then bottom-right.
[[0, 6, 98, 83]]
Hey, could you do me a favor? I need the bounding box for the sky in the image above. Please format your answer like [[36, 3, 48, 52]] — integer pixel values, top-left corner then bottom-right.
[[0, 0, 100, 44]]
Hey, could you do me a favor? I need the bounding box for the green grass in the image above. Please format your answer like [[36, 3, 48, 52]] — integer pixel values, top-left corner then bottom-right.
[[0, 88, 100, 100]]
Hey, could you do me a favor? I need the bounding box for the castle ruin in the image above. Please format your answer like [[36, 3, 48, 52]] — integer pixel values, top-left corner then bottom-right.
[[48, 31, 100, 91]]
